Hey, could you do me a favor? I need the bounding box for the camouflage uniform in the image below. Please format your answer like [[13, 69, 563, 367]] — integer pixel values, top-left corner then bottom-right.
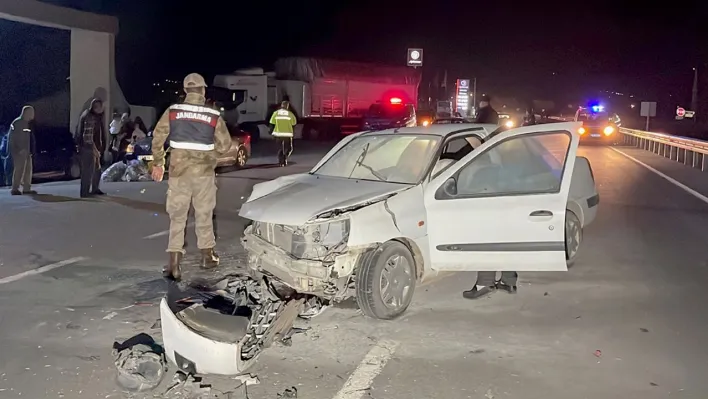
[[152, 73, 231, 279]]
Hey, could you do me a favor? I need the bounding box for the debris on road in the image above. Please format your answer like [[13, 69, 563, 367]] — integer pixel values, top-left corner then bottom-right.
[[101, 160, 153, 182], [593, 350, 602, 358], [103, 312, 118, 320], [164, 371, 212, 398], [112, 333, 167, 393], [233, 373, 260, 386], [277, 386, 298, 398], [101, 162, 127, 182], [640, 328, 649, 333]]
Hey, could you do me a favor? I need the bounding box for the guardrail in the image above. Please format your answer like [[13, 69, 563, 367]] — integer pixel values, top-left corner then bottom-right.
[[618, 127, 708, 172]]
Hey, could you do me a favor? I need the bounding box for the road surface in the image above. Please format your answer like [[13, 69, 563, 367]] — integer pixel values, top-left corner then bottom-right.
[[0, 140, 707, 398]]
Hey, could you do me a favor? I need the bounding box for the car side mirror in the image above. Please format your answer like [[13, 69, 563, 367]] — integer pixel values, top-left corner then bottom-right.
[[442, 177, 458, 197]]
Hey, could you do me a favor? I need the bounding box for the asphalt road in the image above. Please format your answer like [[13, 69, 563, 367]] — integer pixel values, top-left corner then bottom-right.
[[0, 139, 707, 398]]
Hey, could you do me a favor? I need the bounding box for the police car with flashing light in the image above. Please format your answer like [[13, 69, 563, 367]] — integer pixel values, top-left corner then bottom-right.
[[573, 104, 621, 144]]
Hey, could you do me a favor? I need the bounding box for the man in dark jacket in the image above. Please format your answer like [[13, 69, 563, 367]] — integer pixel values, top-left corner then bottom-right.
[[463, 94, 518, 300], [475, 95, 499, 124], [74, 99, 106, 198], [9, 106, 37, 195]]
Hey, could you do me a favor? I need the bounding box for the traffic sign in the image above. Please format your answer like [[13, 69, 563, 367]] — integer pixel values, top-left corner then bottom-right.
[[407, 48, 423, 67], [677, 107, 686, 117]]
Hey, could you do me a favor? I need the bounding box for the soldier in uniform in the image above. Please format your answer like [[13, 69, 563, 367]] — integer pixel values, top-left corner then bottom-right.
[[151, 73, 231, 280], [269, 101, 297, 166]]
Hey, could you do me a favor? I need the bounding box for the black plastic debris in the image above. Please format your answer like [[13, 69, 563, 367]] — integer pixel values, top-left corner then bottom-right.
[[112, 333, 167, 392], [277, 386, 298, 398]]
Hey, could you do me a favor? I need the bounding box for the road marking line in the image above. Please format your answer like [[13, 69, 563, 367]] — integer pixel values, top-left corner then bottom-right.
[[610, 147, 708, 205], [143, 224, 194, 239], [332, 339, 399, 399], [0, 257, 87, 285]]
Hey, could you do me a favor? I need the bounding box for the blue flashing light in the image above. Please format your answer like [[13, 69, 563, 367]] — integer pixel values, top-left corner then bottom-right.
[[590, 104, 604, 113]]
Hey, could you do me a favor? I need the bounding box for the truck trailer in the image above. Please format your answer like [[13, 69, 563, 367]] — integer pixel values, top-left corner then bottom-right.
[[210, 57, 421, 141]]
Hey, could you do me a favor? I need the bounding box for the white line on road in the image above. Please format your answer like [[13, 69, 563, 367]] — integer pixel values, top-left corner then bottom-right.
[[0, 257, 87, 285], [610, 147, 708, 205], [143, 224, 194, 239], [332, 339, 399, 399]]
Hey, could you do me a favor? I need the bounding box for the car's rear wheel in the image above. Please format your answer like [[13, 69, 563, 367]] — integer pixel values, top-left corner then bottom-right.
[[355, 241, 416, 320], [565, 210, 582, 267], [235, 146, 248, 167]]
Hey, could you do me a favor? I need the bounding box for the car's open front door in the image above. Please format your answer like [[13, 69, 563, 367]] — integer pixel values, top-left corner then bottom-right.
[[423, 122, 581, 272]]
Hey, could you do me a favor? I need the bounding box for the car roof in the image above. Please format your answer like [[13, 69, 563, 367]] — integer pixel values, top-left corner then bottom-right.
[[358, 123, 499, 140]]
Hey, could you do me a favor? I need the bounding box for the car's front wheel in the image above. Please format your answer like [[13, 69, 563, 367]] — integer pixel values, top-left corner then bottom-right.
[[355, 241, 416, 320], [565, 210, 582, 267]]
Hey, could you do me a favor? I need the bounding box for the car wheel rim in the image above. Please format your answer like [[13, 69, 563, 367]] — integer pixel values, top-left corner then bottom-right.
[[565, 216, 581, 259], [379, 254, 413, 310], [237, 149, 246, 166]]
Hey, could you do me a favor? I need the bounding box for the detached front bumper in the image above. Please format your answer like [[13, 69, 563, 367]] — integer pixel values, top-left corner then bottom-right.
[[159, 298, 253, 375], [241, 229, 358, 296]]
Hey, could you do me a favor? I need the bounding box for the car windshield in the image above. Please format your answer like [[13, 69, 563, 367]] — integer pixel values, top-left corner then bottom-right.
[[577, 111, 610, 124], [366, 104, 408, 119], [313, 134, 441, 184]]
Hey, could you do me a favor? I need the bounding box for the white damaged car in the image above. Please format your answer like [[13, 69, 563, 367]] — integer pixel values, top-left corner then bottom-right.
[[239, 122, 599, 320]]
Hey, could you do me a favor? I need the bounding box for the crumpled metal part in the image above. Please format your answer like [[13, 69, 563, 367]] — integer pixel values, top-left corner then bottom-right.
[[112, 335, 167, 392]]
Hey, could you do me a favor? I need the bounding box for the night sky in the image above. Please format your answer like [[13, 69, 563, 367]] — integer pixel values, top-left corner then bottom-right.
[[4, 0, 708, 119]]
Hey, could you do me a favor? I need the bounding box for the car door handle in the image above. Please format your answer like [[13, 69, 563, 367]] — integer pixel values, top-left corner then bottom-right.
[[529, 210, 553, 217]]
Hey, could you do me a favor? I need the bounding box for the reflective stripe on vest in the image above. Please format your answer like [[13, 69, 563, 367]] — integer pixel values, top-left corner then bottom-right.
[[169, 141, 215, 150], [272, 131, 294, 137]]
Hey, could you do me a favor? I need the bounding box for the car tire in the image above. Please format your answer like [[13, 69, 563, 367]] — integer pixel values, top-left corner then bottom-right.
[[565, 210, 582, 267], [65, 155, 81, 180], [355, 241, 416, 320], [235, 146, 248, 167]]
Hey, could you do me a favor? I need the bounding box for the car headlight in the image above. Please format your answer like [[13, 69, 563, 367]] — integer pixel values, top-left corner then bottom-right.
[[603, 126, 614, 135], [292, 219, 350, 259], [422, 120, 430, 126], [578, 127, 586, 135], [505, 120, 514, 128]]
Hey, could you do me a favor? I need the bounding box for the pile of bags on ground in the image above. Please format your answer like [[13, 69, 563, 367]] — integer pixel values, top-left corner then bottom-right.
[[101, 160, 153, 182]]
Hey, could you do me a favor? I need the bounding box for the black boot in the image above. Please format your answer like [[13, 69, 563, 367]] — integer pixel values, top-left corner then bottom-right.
[[462, 285, 496, 300], [495, 280, 518, 294], [163, 252, 182, 280], [10, 189, 21, 195], [200, 248, 220, 269]]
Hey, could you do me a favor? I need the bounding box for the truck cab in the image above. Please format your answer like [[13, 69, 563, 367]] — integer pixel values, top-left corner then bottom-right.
[[361, 98, 417, 131]]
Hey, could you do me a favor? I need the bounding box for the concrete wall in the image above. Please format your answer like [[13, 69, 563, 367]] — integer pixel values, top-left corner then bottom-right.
[[70, 29, 112, 142]]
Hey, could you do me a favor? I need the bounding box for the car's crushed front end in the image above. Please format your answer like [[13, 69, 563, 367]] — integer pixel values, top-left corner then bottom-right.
[[242, 214, 364, 301]]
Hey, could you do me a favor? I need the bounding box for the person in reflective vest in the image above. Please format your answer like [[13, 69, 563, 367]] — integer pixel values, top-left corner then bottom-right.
[[150, 73, 231, 280], [269, 101, 297, 166]]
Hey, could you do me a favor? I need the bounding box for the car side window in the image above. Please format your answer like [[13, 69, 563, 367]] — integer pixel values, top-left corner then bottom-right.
[[431, 135, 482, 178], [445, 132, 570, 198]]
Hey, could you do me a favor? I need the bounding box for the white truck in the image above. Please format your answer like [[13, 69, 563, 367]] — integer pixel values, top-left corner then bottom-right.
[[210, 57, 420, 142]]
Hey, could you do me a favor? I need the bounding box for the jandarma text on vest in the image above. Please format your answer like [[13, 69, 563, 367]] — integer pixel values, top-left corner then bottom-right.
[[175, 112, 212, 124]]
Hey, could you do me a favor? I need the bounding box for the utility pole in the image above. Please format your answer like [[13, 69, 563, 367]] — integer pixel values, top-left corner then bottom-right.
[[472, 78, 477, 117], [691, 67, 698, 123]]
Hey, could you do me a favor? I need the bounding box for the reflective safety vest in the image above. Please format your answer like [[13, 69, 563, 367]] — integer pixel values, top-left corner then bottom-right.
[[168, 103, 221, 151], [270, 109, 297, 137]]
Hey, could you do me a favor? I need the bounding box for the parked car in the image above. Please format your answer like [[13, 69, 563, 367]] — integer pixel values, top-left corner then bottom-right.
[[32, 126, 80, 180], [236, 122, 598, 320], [125, 125, 251, 169]]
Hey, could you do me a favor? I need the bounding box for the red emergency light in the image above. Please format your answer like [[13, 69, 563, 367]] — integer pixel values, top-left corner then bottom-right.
[[389, 97, 402, 104]]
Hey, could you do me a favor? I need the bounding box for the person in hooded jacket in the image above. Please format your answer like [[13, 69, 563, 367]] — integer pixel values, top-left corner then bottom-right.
[[74, 99, 106, 198], [9, 105, 37, 195]]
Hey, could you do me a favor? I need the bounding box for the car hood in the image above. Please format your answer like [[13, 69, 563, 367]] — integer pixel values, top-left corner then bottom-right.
[[239, 174, 411, 226]]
